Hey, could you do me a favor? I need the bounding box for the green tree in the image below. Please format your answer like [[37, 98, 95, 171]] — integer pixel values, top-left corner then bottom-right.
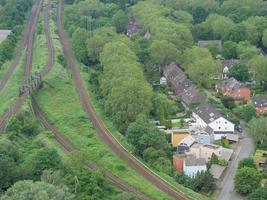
[[224, 24, 247, 42], [238, 158, 257, 169], [71, 28, 88, 64], [249, 187, 267, 200], [229, 64, 250, 82], [182, 47, 220, 88], [222, 41, 237, 59], [236, 41, 257, 60], [248, 117, 267, 149], [207, 153, 219, 168], [149, 40, 180, 66], [0, 154, 17, 191], [171, 10, 193, 24], [30, 148, 62, 179], [112, 10, 128, 33], [249, 55, 267, 84], [234, 167, 262, 195], [263, 29, 267, 48], [236, 104, 256, 122], [193, 171, 215, 193], [1, 180, 74, 200]]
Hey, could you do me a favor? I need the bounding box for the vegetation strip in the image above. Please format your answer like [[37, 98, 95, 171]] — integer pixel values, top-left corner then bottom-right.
[[56, 0, 191, 199]]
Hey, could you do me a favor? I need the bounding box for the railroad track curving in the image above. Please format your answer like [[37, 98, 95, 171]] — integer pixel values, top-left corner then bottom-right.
[[0, 0, 43, 92], [31, 97, 151, 200], [56, 0, 191, 199]]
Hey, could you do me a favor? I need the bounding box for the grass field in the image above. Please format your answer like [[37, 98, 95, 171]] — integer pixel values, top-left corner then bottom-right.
[[0, 52, 25, 116]]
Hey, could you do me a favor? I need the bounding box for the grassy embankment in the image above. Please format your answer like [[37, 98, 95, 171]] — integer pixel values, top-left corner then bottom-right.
[[34, 6, 174, 200], [0, 52, 25, 116]]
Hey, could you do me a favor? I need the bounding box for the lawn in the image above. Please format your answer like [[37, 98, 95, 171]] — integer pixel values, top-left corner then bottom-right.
[[0, 52, 25, 116]]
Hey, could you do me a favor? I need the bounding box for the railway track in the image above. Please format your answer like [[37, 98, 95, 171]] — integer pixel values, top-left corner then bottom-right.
[[31, 97, 151, 200], [56, 0, 191, 199], [0, 0, 43, 130], [0, 0, 42, 92]]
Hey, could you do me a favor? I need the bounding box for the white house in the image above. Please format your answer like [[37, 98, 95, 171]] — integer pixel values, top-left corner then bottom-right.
[[183, 157, 207, 177], [192, 102, 235, 140]]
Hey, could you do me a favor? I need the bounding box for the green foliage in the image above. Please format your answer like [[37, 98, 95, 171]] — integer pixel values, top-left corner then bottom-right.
[[207, 153, 219, 168], [131, 1, 193, 51], [100, 41, 153, 132], [236, 104, 256, 122], [71, 28, 89, 64], [182, 46, 220, 88], [6, 111, 40, 137], [175, 171, 215, 193], [249, 55, 267, 84], [149, 39, 180, 66], [222, 138, 230, 148], [152, 92, 175, 125], [112, 9, 128, 33], [238, 158, 257, 169], [0, 180, 74, 200], [229, 64, 250, 82], [236, 41, 257, 60], [248, 187, 267, 200], [30, 148, 62, 180], [222, 41, 237, 59], [234, 167, 262, 195], [170, 10, 193, 24], [112, 192, 141, 200], [248, 117, 267, 150], [262, 29, 267, 48]]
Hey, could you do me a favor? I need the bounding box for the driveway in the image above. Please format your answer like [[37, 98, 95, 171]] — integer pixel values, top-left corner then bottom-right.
[[217, 121, 254, 200]]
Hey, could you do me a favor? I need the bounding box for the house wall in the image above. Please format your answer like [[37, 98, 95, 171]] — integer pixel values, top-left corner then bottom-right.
[[209, 117, 235, 134], [229, 88, 251, 102], [184, 164, 207, 177], [256, 107, 267, 115], [197, 133, 214, 144], [190, 145, 223, 161], [173, 156, 184, 172]]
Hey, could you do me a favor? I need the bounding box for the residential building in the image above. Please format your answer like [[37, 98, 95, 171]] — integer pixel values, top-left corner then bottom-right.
[[225, 133, 239, 143], [183, 156, 207, 177], [216, 77, 251, 104], [252, 96, 267, 115], [196, 130, 215, 145], [209, 164, 226, 182], [190, 143, 233, 162], [171, 130, 191, 147], [163, 62, 235, 139], [192, 102, 235, 140]]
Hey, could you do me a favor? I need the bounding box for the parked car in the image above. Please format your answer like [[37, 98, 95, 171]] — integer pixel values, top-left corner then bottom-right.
[[235, 125, 242, 133]]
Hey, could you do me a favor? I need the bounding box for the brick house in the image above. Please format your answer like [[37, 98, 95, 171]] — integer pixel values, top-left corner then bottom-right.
[[252, 96, 267, 115], [216, 77, 251, 104]]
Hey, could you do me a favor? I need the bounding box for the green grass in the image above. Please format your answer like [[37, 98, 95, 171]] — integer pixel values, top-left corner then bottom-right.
[[0, 52, 25, 116], [0, 61, 11, 78], [34, 17, 174, 200]]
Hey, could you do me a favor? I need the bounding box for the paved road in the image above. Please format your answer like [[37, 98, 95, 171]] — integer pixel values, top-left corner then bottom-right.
[[217, 121, 254, 200]]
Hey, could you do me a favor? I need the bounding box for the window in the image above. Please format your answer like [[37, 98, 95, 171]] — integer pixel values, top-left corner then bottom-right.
[[219, 127, 221, 129]]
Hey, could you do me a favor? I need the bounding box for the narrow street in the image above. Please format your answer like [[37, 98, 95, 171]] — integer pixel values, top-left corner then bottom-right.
[[217, 121, 254, 200]]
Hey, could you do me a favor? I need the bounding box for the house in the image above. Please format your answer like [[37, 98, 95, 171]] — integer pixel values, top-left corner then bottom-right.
[[225, 133, 239, 143], [171, 130, 195, 152], [216, 77, 251, 104], [196, 129, 215, 145], [163, 62, 235, 139], [183, 156, 207, 177], [173, 154, 186, 172], [0, 30, 11, 43], [209, 164, 226, 182], [252, 96, 267, 115], [160, 77, 167, 85], [192, 102, 235, 140], [254, 150, 267, 171], [197, 40, 222, 50], [127, 19, 140, 37], [190, 143, 233, 162]]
